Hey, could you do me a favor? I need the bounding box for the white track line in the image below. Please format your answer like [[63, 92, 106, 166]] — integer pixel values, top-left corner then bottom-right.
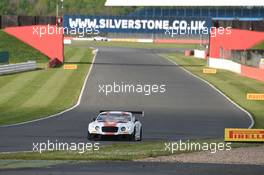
[[0, 48, 98, 128], [161, 54, 254, 129]]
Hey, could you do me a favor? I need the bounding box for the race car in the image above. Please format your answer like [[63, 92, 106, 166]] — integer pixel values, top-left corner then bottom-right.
[[93, 36, 108, 41], [87, 110, 143, 141]]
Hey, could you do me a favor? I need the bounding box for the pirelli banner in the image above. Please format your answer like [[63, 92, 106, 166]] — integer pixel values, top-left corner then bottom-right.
[[225, 128, 264, 142], [63, 15, 211, 34]]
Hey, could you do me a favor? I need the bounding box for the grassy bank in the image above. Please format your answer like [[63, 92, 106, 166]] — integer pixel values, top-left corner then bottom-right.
[[0, 142, 169, 161], [0, 140, 260, 162], [0, 46, 93, 125], [162, 53, 264, 128], [0, 160, 68, 169], [0, 31, 48, 63]]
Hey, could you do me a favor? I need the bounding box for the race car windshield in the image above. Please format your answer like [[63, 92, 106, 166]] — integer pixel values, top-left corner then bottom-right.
[[97, 113, 131, 122]]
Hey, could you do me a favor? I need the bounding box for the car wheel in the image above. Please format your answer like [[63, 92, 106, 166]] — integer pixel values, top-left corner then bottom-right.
[[130, 128, 136, 141], [87, 132, 93, 140], [138, 128, 142, 141]]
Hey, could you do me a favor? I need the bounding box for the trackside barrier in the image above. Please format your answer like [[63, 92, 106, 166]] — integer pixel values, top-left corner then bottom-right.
[[194, 50, 206, 59], [154, 39, 209, 44], [72, 38, 94, 41], [67, 37, 211, 44], [208, 58, 241, 74], [110, 38, 138, 42], [0, 61, 37, 75], [137, 39, 153, 43], [184, 50, 193, 56], [63, 39, 72, 44], [208, 57, 264, 82], [65, 37, 154, 43]]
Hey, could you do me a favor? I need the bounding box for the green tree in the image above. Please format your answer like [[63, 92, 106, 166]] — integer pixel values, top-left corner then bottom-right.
[[0, 0, 137, 16]]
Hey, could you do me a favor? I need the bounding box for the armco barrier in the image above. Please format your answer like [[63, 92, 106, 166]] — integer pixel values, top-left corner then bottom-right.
[[154, 39, 209, 44], [208, 57, 241, 74], [194, 49, 206, 59], [208, 57, 264, 82], [137, 39, 153, 43], [184, 50, 193, 56], [63, 39, 72, 44], [66, 37, 154, 43], [110, 38, 138, 42], [0, 61, 37, 75], [72, 38, 93, 41]]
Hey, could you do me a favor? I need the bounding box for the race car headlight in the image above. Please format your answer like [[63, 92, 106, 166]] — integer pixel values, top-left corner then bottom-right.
[[121, 127, 126, 131], [95, 126, 100, 131]]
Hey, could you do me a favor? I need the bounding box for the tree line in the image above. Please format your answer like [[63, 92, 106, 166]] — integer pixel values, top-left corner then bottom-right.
[[0, 0, 137, 16]]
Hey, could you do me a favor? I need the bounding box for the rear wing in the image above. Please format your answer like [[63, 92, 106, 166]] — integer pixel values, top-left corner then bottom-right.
[[99, 110, 144, 117], [130, 111, 144, 117]]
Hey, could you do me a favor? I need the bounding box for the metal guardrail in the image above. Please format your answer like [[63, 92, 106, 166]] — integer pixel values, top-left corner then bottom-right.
[[0, 61, 37, 75]]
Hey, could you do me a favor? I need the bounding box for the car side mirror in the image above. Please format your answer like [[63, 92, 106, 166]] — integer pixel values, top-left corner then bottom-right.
[[135, 118, 138, 122], [92, 117, 96, 121]]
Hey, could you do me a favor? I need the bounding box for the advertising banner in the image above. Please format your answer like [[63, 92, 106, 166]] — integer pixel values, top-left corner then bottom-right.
[[225, 128, 264, 142], [63, 15, 211, 34]]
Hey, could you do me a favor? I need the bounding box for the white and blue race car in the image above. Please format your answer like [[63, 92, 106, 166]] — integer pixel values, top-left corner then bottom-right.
[[87, 111, 143, 141]]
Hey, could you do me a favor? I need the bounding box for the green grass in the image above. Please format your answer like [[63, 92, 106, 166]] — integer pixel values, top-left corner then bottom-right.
[[72, 40, 202, 49], [0, 142, 169, 161], [0, 46, 93, 125], [162, 53, 264, 128], [0, 40, 263, 162], [0, 140, 261, 162], [0, 47, 263, 161], [0, 31, 48, 63], [252, 41, 264, 50], [0, 160, 68, 169]]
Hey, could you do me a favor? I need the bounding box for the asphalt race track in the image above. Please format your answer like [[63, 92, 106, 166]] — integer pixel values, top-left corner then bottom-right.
[[1, 162, 264, 175], [0, 46, 251, 152]]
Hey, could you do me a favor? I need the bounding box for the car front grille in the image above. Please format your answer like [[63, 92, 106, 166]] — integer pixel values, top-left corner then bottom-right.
[[102, 127, 118, 133]]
